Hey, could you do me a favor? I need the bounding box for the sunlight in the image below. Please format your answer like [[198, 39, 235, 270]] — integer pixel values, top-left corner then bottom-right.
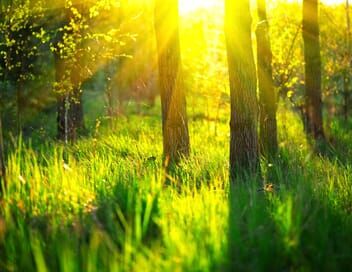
[[322, 0, 345, 4], [1, 0, 352, 270], [289, 0, 345, 5], [179, 0, 346, 14], [179, 0, 220, 14]]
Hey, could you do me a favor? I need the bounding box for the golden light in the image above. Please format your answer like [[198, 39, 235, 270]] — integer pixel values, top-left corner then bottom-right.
[[179, 0, 221, 14], [322, 0, 346, 4], [179, 0, 346, 15], [287, 0, 345, 5]]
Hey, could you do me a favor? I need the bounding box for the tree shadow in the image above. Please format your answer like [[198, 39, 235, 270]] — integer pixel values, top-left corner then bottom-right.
[[227, 161, 352, 271], [305, 119, 352, 166]]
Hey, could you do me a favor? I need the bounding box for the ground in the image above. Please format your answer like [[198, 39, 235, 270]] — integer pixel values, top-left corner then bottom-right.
[[0, 102, 351, 271]]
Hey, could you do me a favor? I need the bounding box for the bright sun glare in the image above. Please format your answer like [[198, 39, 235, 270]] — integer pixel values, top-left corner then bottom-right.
[[179, 0, 220, 14], [179, 0, 346, 14]]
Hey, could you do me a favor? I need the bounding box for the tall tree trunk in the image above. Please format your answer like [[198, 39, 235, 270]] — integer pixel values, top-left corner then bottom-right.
[[16, 81, 23, 135], [343, 72, 350, 121], [0, 111, 6, 195], [154, 0, 190, 165], [106, 63, 116, 118], [225, 0, 260, 182], [302, 0, 325, 142], [256, 0, 278, 159], [69, 47, 85, 139], [57, 90, 84, 142], [57, 95, 66, 142], [55, 52, 68, 142], [55, 5, 85, 143], [55, 54, 84, 143]]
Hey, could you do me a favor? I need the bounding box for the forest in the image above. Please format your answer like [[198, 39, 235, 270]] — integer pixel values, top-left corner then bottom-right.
[[0, 0, 351, 271]]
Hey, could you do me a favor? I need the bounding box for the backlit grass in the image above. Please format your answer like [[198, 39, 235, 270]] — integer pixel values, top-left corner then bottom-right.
[[0, 105, 351, 271]]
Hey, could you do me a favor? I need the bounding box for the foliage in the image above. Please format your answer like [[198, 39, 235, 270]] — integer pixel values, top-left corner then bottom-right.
[[50, 0, 127, 95], [0, 0, 131, 133], [0, 0, 352, 271]]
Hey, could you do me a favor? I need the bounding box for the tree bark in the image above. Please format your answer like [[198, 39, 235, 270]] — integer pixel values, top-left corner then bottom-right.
[[55, 52, 84, 143], [154, 0, 190, 165], [55, 6, 85, 143], [225, 0, 260, 182], [16, 81, 23, 135], [256, 0, 278, 159], [343, 72, 350, 121], [302, 0, 325, 142]]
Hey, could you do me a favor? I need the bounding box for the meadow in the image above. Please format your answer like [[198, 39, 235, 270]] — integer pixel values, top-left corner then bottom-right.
[[0, 99, 351, 271], [0, 1, 352, 271]]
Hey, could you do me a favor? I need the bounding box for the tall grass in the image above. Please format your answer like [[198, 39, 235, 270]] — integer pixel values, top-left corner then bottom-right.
[[0, 108, 351, 271]]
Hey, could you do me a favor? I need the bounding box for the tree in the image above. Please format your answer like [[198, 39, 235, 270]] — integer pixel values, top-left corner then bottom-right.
[[55, 51, 84, 142], [0, 1, 46, 135], [154, 0, 190, 165], [225, 0, 260, 181], [53, 0, 125, 142], [302, 0, 325, 142], [54, 3, 85, 142], [256, 0, 278, 158]]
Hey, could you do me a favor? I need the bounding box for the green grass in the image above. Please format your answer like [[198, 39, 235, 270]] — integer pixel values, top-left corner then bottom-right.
[[0, 106, 351, 271]]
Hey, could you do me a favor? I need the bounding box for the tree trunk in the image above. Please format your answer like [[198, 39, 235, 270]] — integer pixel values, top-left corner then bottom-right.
[[225, 0, 260, 182], [256, 0, 278, 159], [55, 5, 85, 143], [57, 90, 84, 142], [302, 0, 325, 142], [154, 0, 190, 165], [55, 55, 84, 143], [16, 81, 23, 135], [343, 72, 350, 121], [55, 51, 69, 142], [0, 111, 6, 195]]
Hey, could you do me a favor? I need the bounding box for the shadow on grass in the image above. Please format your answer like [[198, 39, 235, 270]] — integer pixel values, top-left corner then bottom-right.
[[313, 120, 352, 166], [227, 161, 352, 271]]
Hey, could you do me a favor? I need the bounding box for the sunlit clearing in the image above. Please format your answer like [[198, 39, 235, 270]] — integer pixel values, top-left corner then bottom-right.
[[179, 0, 221, 14]]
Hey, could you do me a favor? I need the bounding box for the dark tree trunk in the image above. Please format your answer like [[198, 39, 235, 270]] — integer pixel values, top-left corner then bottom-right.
[[57, 95, 66, 142], [225, 0, 260, 182], [343, 73, 351, 121], [154, 0, 190, 165], [57, 90, 84, 142], [0, 111, 6, 195], [16, 82, 23, 135], [55, 52, 68, 142], [256, 0, 278, 159], [55, 4, 85, 143], [55, 54, 84, 143], [302, 0, 325, 142]]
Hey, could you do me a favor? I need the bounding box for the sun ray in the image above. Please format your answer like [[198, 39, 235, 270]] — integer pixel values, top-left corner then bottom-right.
[[179, 0, 347, 15], [179, 0, 221, 14]]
